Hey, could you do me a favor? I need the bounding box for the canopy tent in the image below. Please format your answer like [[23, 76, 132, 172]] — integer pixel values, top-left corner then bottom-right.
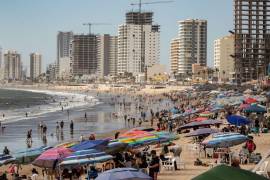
[[96, 168, 152, 180], [192, 165, 268, 180], [226, 115, 251, 126], [202, 133, 248, 148], [32, 147, 73, 169], [185, 128, 219, 137], [70, 139, 109, 152]]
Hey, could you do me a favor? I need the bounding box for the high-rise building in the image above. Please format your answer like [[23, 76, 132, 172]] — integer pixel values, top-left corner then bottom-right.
[[57, 31, 73, 77], [177, 19, 207, 75], [170, 38, 180, 76], [4, 50, 22, 80], [30, 53, 42, 81], [214, 35, 235, 82], [117, 11, 160, 75], [0, 46, 2, 67], [234, 0, 270, 83], [98, 34, 118, 77], [70, 34, 99, 76]]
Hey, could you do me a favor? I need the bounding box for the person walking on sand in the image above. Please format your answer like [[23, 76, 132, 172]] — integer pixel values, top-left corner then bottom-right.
[[3, 146, 9, 155], [84, 112, 87, 120], [70, 120, 74, 130]]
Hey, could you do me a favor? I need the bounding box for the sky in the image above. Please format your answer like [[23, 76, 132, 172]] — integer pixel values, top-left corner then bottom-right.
[[0, 0, 233, 72]]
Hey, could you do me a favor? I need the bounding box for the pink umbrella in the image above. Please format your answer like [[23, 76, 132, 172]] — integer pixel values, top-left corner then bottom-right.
[[32, 147, 73, 169]]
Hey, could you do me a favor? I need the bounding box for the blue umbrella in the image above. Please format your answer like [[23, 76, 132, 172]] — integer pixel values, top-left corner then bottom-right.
[[244, 104, 267, 113], [95, 168, 152, 180], [227, 115, 251, 126], [202, 133, 248, 148], [185, 128, 219, 137], [71, 140, 109, 151], [0, 154, 16, 166]]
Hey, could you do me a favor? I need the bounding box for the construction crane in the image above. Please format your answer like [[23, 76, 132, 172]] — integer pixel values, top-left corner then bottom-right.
[[82, 23, 110, 35], [130, 0, 174, 13]]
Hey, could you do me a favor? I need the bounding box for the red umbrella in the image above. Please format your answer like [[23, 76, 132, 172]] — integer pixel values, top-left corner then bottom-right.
[[245, 98, 257, 104]]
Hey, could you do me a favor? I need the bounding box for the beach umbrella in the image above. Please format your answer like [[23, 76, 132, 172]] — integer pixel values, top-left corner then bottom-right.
[[244, 104, 267, 113], [0, 154, 16, 166], [170, 107, 180, 114], [14, 146, 52, 164], [245, 97, 257, 104], [178, 120, 222, 130], [60, 150, 113, 167], [239, 104, 250, 110], [199, 111, 213, 117], [226, 115, 251, 126], [185, 128, 219, 137], [70, 139, 109, 152], [96, 168, 152, 180], [32, 147, 73, 169], [105, 142, 128, 154], [192, 117, 208, 122], [202, 133, 248, 148], [192, 165, 268, 180], [56, 141, 78, 148]]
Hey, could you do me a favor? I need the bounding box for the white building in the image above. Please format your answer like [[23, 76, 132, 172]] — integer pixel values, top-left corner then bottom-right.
[[30, 53, 42, 81], [178, 19, 207, 75], [98, 34, 118, 77], [4, 50, 22, 81], [214, 35, 235, 82], [170, 38, 180, 76], [117, 12, 160, 76], [57, 31, 73, 78], [58, 57, 70, 80]]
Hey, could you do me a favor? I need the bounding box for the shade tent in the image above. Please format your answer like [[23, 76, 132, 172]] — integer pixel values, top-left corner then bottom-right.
[[70, 139, 109, 152], [244, 104, 267, 113], [226, 115, 251, 126], [96, 168, 152, 180], [185, 128, 219, 137], [32, 147, 73, 169], [179, 120, 222, 130], [192, 165, 268, 180], [202, 133, 248, 148]]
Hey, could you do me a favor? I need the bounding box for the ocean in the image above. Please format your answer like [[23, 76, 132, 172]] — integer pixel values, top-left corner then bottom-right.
[[0, 88, 126, 152]]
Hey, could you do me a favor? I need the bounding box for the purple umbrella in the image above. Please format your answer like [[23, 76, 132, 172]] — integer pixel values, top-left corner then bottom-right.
[[178, 120, 222, 130], [185, 128, 219, 137]]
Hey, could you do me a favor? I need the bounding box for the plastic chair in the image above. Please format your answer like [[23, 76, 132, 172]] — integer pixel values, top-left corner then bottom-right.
[[173, 157, 186, 170], [161, 159, 174, 171], [256, 161, 269, 178]]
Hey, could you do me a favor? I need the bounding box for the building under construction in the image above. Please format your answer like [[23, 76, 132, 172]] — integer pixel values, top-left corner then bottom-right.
[[234, 0, 270, 83]]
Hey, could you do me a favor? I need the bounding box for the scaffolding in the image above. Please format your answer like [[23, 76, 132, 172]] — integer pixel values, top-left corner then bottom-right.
[[234, 0, 270, 83]]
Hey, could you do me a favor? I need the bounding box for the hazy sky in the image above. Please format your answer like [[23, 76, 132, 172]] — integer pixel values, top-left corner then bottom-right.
[[0, 0, 233, 71]]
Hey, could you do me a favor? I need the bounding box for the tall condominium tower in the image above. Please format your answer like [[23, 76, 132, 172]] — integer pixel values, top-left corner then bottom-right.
[[57, 31, 73, 77], [170, 38, 180, 76], [98, 34, 118, 77], [234, 0, 270, 83], [30, 53, 42, 81], [117, 12, 160, 75], [177, 19, 207, 75], [70, 34, 99, 76], [214, 35, 235, 82], [4, 50, 22, 80]]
